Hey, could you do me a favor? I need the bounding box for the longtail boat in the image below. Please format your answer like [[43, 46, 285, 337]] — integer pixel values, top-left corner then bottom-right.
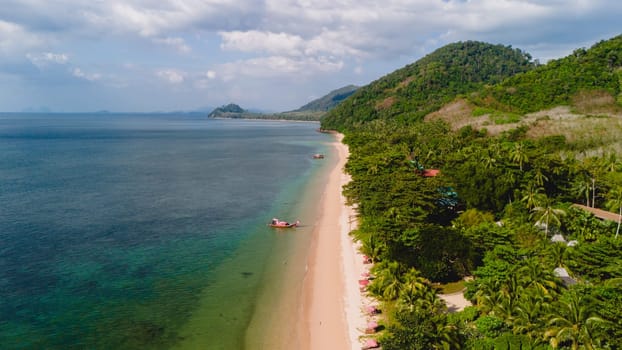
[[268, 218, 300, 228]]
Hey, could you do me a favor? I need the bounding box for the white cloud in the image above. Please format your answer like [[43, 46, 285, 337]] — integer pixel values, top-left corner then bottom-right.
[[156, 68, 186, 84], [220, 30, 305, 56], [78, 0, 259, 38], [0, 20, 43, 56], [26, 52, 69, 67], [218, 55, 343, 81], [194, 70, 217, 88], [1, 0, 621, 111], [219, 28, 365, 59], [72, 67, 101, 81], [153, 36, 191, 53]]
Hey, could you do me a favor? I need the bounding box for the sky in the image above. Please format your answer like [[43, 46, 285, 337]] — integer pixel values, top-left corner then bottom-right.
[[0, 1, 620, 113]]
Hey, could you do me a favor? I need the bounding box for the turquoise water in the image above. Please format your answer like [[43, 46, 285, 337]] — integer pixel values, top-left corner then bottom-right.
[[0, 113, 332, 349]]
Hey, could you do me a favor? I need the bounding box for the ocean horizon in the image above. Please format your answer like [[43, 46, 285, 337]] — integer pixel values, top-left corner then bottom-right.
[[0, 113, 333, 349]]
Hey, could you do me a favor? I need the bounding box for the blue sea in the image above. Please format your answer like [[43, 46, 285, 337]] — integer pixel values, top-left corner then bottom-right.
[[0, 113, 333, 349]]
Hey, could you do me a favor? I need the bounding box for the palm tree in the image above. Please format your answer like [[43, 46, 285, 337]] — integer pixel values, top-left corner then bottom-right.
[[545, 293, 606, 350], [480, 150, 497, 169], [584, 156, 604, 208], [367, 163, 379, 175], [605, 186, 622, 239], [493, 274, 522, 324], [518, 258, 561, 296], [369, 261, 405, 300], [600, 152, 620, 173], [514, 294, 547, 343], [473, 278, 504, 315], [359, 233, 383, 263], [533, 168, 549, 187], [478, 288, 505, 316], [493, 295, 519, 326], [569, 177, 592, 206], [510, 142, 529, 171], [532, 196, 566, 236], [521, 182, 545, 210], [397, 268, 429, 311], [545, 242, 567, 268]]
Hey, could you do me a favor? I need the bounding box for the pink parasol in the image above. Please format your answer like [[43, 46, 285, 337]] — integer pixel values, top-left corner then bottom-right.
[[367, 321, 378, 330], [366, 305, 377, 314], [358, 279, 370, 286], [364, 339, 379, 348], [361, 272, 371, 277]]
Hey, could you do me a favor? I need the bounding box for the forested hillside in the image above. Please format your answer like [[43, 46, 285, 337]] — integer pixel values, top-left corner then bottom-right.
[[293, 85, 358, 112], [322, 35, 622, 349], [322, 41, 536, 130], [471, 35, 622, 114]]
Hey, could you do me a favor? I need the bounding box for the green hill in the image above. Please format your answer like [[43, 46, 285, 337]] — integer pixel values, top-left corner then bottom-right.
[[470, 35, 622, 114], [293, 85, 358, 112], [207, 103, 249, 118], [321, 41, 536, 131], [323, 36, 622, 132]]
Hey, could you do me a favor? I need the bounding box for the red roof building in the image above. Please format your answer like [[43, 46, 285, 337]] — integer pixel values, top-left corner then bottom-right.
[[422, 169, 441, 177]]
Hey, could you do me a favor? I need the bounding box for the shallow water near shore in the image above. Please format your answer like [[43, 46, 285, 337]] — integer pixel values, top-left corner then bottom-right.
[[0, 113, 332, 349]]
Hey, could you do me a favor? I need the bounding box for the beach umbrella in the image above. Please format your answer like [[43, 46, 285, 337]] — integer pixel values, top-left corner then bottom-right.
[[366, 305, 377, 314], [361, 272, 371, 277], [367, 321, 378, 330], [364, 339, 378, 348], [358, 279, 370, 286]]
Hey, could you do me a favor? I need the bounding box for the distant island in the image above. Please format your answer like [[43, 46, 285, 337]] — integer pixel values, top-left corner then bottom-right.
[[207, 85, 358, 121]]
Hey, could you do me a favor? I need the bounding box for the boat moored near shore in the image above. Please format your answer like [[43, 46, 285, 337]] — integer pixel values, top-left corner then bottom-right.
[[268, 218, 300, 228]]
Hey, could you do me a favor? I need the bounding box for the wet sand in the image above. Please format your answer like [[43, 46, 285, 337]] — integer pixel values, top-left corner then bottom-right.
[[248, 132, 370, 350], [298, 132, 350, 349]]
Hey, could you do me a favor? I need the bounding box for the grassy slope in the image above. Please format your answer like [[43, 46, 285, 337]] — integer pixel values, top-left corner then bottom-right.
[[425, 35, 622, 155]]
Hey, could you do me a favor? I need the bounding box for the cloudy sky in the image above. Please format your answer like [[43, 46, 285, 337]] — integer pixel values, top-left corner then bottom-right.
[[0, 0, 620, 112]]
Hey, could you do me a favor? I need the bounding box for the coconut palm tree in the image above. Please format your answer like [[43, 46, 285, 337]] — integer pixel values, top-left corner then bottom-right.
[[533, 168, 549, 187], [510, 141, 529, 171], [569, 177, 592, 207], [397, 268, 430, 311], [473, 278, 505, 315], [369, 260, 406, 300], [480, 150, 497, 170], [600, 152, 620, 173], [545, 293, 606, 350], [493, 274, 522, 324], [521, 182, 545, 210], [532, 196, 566, 236], [605, 186, 622, 239], [518, 258, 561, 296], [359, 233, 384, 263], [545, 242, 567, 268], [514, 293, 548, 343]]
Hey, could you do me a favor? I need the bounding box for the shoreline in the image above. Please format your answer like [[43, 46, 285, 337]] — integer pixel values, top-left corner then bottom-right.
[[299, 132, 349, 349], [297, 132, 372, 350], [245, 131, 373, 350]]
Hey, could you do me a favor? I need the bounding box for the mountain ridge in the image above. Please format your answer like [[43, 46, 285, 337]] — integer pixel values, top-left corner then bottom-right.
[[207, 85, 359, 121]]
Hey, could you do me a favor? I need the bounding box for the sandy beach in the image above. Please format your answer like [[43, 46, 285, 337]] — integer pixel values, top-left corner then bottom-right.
[[297, 133, 376, 350], [295, 132, 471, 350]]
